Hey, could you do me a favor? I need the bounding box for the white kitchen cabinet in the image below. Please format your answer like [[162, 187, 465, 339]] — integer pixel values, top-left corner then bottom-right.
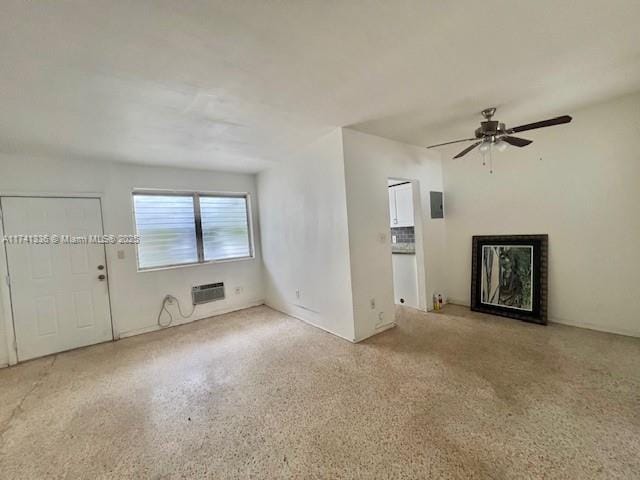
[[394, 183, 414, 227], [388, 187, 397, 226], [388, 183, 414, 228]]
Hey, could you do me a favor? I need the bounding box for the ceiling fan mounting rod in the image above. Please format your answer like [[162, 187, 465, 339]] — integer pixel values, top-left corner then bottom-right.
[[481, 107, 496, 120]]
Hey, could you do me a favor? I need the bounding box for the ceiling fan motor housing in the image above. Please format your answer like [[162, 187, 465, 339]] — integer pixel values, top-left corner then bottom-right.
[[475, 121, 506, 140]]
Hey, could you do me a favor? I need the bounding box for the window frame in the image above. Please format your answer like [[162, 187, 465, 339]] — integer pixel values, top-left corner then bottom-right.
[[131, 189, 255, 272]]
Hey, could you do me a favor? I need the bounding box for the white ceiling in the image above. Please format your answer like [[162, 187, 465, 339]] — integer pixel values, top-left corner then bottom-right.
[[2, 1, 640, 172]]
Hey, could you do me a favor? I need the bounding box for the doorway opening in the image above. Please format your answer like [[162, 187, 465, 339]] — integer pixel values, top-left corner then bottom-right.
[[387, 178, 427, 311]]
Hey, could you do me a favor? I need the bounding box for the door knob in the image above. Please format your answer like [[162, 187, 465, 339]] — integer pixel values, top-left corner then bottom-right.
[[98, 274, 106, 281], [97, 265, 105, 270]]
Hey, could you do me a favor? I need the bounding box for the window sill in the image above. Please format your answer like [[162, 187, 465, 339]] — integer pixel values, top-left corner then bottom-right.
[[136, 255, 255, 273]]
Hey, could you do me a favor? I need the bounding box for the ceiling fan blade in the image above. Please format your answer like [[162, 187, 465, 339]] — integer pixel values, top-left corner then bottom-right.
[[453, 141, 481, 158], [426, 137, 477, 149], [502, 136, 532, 147], [509, 115, 572, 133]]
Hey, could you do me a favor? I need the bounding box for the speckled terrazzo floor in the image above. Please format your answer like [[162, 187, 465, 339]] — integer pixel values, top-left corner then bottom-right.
[[0, 305, 639, 479]]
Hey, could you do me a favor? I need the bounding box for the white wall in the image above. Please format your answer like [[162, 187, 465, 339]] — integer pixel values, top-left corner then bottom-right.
[[0, 294, 7, 366], [442, 91, 640, 336], [341, 128, 446, 341], [4, 95, 634, 368], [257, 129, 356, 341], [0, 154, 264, 365]]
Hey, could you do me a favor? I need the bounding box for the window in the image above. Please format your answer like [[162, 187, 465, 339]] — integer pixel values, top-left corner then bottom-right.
[[133, 191, 252, 270], [200, 196, 251, 261]]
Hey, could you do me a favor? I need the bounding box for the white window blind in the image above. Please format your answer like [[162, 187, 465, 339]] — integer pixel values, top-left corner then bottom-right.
[[133, 195, 198, 269], [200, 196, 251, 261], [133, 191, 252, 270]]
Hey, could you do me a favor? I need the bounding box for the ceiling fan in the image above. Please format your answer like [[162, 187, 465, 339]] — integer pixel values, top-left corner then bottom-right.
[[426, 108, 572, 159]]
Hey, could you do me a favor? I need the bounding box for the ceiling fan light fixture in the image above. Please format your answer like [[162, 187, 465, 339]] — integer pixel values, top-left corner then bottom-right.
[[478, 141, 491, 154], [495, 140, 508, 152]]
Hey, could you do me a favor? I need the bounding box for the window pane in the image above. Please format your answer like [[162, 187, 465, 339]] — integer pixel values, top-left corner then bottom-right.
[[200, 196, 251, 261], [133, 195, 198, 269]]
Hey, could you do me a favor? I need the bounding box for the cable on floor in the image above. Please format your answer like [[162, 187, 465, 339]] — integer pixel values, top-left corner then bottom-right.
[[157, 294, 196, 327]]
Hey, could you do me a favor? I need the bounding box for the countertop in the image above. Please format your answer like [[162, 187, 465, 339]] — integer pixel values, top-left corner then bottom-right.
[[391, 242, 415, 254]]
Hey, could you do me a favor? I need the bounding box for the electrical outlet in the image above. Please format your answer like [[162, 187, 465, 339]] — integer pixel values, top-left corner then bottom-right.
[[295, 289, 301, 299], [370, 298, 376, 310], [234, 286, 243, 295], [117, 250, 125, 259]]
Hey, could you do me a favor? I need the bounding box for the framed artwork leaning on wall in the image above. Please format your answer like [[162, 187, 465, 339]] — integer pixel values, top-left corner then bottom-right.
[[470, 234, 548, 325]]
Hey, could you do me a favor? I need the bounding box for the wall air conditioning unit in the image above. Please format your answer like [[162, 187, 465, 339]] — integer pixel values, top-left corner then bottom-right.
[[192, 282, 225, 305]]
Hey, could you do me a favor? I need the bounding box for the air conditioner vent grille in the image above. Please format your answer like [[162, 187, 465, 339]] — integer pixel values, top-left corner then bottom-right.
[[192, 282, 224, 305]]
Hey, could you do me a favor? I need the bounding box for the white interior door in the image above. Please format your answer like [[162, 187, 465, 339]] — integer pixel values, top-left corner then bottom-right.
[[2, 197, 112, 361]]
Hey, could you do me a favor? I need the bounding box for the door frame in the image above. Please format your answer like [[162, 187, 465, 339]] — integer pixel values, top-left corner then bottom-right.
[[0, 192, 115, 365]]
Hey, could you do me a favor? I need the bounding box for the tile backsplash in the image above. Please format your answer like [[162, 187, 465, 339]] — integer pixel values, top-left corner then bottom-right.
[[391, 226, 415, 244]]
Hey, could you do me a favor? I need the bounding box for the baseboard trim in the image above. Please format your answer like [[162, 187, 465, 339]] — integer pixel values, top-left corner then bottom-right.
[[445, 300, 639, 338], [118, 300, 265, 339], [0, 301, 266, 369], [354, 322, 396, 343], [446, 298, 470, 307], [264, 300, 356, 343], [550, 317, 640, 338]]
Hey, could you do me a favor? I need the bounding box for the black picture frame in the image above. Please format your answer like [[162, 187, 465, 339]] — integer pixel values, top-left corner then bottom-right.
[[470, 234, 548, 325]]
